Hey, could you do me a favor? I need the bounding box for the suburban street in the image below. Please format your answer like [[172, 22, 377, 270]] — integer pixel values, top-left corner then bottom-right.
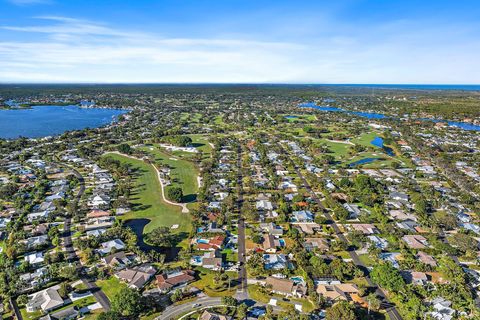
[[236, 142, 249, 300], [157, 297, 222, 320], [62, 164, 112, 311], [280, 143, 404, 320]]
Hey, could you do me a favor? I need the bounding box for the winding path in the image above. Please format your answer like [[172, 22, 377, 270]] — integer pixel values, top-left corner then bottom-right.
[[106, 151, 190, 213]]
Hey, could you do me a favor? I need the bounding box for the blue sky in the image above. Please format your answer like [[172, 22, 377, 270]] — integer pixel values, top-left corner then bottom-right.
[[1, 0, 479, 83]]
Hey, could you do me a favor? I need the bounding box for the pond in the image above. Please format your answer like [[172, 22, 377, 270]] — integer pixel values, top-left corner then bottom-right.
[[349, 157, 381, 167], [124, 218, 180, 262], [371, 136, 395, 156], [0, 105, 127, 139]]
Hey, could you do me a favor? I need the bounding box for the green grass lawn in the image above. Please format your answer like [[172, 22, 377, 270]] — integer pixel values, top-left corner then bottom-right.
[[320, 139, 351, 158], [358, 254, 375, 267], [191, 267, 238, 297], [248, 285, 315, 312], [351, 132, 379, 148], [104, 153, 192, 234], [139, 146, 199, 202], [187, 134, 213, 155], [214, 115, 225, 125], [96, 277, 128, 302]]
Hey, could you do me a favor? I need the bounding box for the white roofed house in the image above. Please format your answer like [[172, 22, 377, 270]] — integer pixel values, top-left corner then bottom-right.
[[97, 239, 125, 255], [87, 194, 110, 208], [25, 251, 45, 265], [23, 235, 49, 249], [26, 285, 64, 313], [27, 211, 50, 222], [291, 210, 314, 223], [256, 200, 274, 211], [343, 203, 361, 219]]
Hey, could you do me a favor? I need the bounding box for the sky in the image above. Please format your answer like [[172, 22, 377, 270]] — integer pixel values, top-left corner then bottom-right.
[[0, 0, 479, 84]]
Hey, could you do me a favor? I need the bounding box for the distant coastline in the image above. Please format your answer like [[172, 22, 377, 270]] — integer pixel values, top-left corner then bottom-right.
[[1, 83, 479, 91]]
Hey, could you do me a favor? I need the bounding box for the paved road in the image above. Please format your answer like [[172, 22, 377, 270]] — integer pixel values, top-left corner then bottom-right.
[[10, 297, 23, 320], [157, 297, 222, 320], [236, 142, 248, 300], [279, 143, 404, 320], [61, 164, 112, 311]]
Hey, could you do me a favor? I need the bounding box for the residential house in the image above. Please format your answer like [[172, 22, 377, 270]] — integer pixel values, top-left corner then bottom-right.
[[343, 203, 361, 219], [261, 234, 283, 253], [291, 210, 314, 223], [303, 238, 329, 252], [417, 251, 437, 267], [315, 281, 359, 302], [156, 269, 195, 293], [26, 285, 64, 312], [97, 239, 125, 255], [200, 250, 223, 270], [379, 252, 401, 269], [349, 224, 378, 235], [101, 251, 136, 269], [428, 298, 455, 320], [265, 276, 306, 298], [200, 310, 232, 320], [116, 264, 156, 289], [25, 252, 45, 265], [23, 235, 49, 249], [259, 222, 284, 236], [402, 235, 429, 249], [367, 236, 388, 250], [263, 254, 288, 270], [401, 271, 428, 285]]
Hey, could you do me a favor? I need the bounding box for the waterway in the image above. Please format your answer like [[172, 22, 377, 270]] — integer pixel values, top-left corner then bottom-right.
[[0, 105, 127, 139], [299, 103, 480, 131]]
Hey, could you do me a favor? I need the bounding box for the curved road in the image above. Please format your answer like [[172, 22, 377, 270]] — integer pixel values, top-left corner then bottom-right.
[[106, 151, 190, 213]]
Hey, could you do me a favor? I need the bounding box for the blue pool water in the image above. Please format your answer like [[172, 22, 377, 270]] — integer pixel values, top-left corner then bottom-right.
[[290, 276, 304, 282], [278, 239, 286, 246], [197, 239, 209, 244], [0, 105, 127, 139]]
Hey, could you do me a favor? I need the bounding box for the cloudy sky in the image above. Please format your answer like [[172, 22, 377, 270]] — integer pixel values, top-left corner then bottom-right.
[[1, 0, 479, 83]]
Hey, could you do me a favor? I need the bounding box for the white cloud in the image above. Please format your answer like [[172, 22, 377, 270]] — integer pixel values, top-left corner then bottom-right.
[[0, 16, 479, 83]]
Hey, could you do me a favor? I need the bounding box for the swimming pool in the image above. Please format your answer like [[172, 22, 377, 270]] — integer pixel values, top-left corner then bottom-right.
[[197, 239, 209, 244]]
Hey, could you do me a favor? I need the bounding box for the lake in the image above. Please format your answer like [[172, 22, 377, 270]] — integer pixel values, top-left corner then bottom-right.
[[124, 218, 180, 262], [300, 103, 480, 131], [0, 105, 127, 139]]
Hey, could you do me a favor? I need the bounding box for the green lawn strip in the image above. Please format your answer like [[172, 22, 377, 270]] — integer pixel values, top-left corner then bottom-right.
[[103, 153, 191, 234], [20, 308, 42, 320], [139, 146, 198, 199], [96, 277, 128, 301]]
